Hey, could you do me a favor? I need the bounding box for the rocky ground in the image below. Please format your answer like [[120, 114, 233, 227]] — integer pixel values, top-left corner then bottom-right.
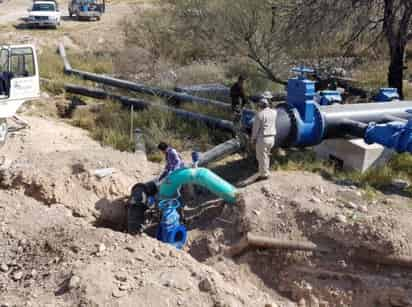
[[0, 114, 291, 307], [1, 1, 412, 306], [1, 109, 412, 307]]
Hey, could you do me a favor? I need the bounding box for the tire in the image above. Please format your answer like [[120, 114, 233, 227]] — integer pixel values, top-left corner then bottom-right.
[[0, 119, 8, 148]]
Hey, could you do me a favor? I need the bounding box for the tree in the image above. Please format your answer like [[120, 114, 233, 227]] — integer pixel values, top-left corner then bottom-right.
[[216, 0, 288, 85], [274, 0, 412, 98], [165, 0, 289, 84]]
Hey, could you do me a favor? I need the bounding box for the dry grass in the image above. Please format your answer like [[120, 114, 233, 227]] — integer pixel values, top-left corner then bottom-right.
[[273, 149, 412, 198], [175, 62, 226, 86], [39, 49, 113, 95], [71, 100, 229, 160]]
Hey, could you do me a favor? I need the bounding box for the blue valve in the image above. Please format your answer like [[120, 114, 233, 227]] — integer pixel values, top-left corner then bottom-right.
[[292, 66, 315, 79], [365, 109, 412, 153], [156, 198, 187, 249], [192, 151, 200, 168], [147, 195, 156, 207]]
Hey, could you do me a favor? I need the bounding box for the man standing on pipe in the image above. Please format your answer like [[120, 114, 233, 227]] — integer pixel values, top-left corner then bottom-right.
[[251, 98, 277, 181], [230, 75, 248, 113]]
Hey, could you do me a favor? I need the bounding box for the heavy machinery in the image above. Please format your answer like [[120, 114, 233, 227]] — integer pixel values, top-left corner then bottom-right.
[[0, 45, 40, 147], [68, 0, 105, 21]]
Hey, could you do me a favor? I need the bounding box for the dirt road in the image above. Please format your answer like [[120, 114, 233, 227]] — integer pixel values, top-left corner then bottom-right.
[[0, 0, 137, 53], [0, 0, 31, 25]]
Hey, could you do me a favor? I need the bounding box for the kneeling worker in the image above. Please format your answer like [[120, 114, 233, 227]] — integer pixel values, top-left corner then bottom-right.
[[158, 142, 185, 181], [251, 98, 277, 180]]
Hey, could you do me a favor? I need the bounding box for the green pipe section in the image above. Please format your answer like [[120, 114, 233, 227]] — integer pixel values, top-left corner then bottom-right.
[[159, 167, 238, 204]]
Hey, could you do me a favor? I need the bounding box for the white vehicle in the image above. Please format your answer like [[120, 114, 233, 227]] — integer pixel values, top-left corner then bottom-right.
[[0, 45, 40, 147], [27, 0, 61, 28]]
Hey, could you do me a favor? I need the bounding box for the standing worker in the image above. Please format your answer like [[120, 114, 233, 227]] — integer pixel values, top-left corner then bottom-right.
[[230, 75, 248, 112], [157, 142, 185, 181], [251, 98, 277, 180]]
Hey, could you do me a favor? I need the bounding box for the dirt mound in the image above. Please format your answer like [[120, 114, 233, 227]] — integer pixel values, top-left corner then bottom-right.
[[0, 190, 283, 307], [1, 108, 412, 307], [0, 115, 290, 306], [1, 116, 159, 222], [185, 173, 412, 307]]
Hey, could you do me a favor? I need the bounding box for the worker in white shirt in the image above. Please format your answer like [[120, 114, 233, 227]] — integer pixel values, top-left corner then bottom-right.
[[251, 98, 277, 180]]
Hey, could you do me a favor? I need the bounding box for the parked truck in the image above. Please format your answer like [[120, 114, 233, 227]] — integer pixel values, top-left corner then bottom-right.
[[26, 0, 61, 29], [0, 45, 40, 147], [68, 0, 105, 21]]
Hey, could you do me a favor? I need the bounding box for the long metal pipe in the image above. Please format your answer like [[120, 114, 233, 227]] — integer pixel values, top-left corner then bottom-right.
[[64, 84, 235, 133], [198, 138, 242, 166], [273, 101, 412, 147], [320, 101, 412, 139], [58, 43, 231, 111]]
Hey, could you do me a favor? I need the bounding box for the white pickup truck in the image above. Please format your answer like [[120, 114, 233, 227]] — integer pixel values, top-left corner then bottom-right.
[[0, 45, 40, 147], [27, 0, 61, 28]]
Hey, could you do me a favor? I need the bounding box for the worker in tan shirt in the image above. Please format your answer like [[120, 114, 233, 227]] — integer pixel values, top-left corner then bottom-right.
[[251, 98, 277, 180]]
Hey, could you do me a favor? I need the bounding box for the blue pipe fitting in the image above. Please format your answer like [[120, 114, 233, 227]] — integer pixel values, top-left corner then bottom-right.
[[288, 105, 326, 146], [374, 88, 400, 102], [241, 109, 256, 131], [287, 68, 326, 146], [317, 90, 342, 106], [364, 121, 412, 153], [191, 151, 200, 168], [156, 199, 187, 249], [364, 112, 412, 153]]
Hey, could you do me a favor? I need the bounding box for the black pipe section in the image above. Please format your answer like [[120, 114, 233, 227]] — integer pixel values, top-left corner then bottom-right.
[[274, 104, 295, 147], [58, 43, 231, 111], [65, 84, 235, 133], [340, 119, 368, 138]]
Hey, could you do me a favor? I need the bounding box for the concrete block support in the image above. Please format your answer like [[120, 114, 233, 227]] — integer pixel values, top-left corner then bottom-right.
[[314, 138, 394, 172]]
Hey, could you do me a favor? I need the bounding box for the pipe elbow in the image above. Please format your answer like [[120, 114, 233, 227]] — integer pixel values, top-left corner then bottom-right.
[[159, 167, 238, 204]]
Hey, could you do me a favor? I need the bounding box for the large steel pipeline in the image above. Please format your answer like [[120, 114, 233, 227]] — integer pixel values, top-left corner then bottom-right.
[[320, 101, 412, 138], [273, 101, 412, 147], [64, 84, 235, 133], [58, 43, 231, 111]]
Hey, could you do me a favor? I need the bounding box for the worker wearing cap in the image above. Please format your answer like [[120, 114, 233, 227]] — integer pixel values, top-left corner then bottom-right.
[[251, 98, 277, 180]]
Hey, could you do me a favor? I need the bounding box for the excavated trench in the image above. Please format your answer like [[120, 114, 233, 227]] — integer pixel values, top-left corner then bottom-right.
[[183, 193, 412, 307], [3, 163, 412, 307], [2, 114, 412, 306]]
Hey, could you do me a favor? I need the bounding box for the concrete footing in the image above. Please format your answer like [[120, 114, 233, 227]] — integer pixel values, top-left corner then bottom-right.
[[314, 138, 394, 173]]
